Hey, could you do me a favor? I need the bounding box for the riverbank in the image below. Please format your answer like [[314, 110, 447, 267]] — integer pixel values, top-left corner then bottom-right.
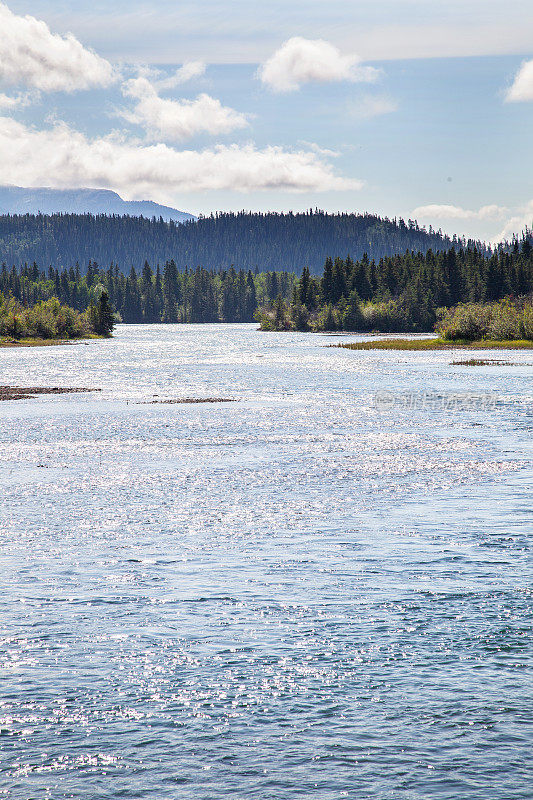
[[0, 334, 103, 348], [336, 338, 533, 351]]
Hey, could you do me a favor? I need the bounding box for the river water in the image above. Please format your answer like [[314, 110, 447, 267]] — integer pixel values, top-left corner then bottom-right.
[[0, 324, 532, 799]]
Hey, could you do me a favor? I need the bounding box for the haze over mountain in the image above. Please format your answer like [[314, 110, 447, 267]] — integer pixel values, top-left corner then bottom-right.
[[0, 210, 483, 274], [0, 186, 195, 224]]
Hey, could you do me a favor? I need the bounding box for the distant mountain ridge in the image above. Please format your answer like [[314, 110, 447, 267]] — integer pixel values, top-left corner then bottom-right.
[[0, 186, 195, 223], [0, 209, 485, 274]]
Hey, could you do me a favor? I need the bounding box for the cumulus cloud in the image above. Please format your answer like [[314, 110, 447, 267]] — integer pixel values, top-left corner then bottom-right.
[[412, 203, 508, 221], [0, 115, 361, 197], [121, 77, 249, 141], [505, 59, 533, 102], [0, 2, 116, 92], [258, 37, 378, 92]]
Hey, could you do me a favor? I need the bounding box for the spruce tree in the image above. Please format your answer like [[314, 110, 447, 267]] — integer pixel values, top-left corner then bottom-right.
[[88, 290, 115, 336]]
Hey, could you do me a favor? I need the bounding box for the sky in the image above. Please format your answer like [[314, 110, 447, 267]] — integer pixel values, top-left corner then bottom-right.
[[1, 1, 533, 242]]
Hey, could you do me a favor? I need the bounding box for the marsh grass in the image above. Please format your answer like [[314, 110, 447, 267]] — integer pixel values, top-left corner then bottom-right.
[[336, 338, 533, 351], [0, 334, 103, 348]]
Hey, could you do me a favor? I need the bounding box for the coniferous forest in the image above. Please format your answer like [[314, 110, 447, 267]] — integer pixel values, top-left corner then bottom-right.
[[1, 240, 531, 330], [0, 261, 295, 324], [0, 210, 481, 274], [257, 241, 533, 333], [0, 211, 531, 331]]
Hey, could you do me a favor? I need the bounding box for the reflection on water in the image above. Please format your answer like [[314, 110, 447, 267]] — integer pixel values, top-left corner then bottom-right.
[[0, 324, 532, 799]]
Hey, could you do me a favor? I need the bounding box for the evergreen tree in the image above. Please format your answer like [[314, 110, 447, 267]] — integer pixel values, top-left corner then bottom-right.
[[321, 257, 334, 304], [341, 291, 363, 331], [88, 290, 115, 336]]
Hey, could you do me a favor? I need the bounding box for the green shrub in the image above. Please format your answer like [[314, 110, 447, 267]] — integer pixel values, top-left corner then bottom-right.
[[317, 304, 337, 331], [0, 296, 92, 339], [521, 303, 533, 339], [362, 300, 408, 333], [255, 297, 292, 331], [291, 303, 310, 331], [488, 300, 523, 340], [436, 298, 533, 341], [437, 302, 492, 341]]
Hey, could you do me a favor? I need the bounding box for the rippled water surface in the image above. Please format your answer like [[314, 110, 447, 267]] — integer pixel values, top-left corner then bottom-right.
[[1, 324, 532, 799]]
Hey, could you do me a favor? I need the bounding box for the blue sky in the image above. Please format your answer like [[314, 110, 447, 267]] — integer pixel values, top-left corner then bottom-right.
[[1, 1, 533, 241]]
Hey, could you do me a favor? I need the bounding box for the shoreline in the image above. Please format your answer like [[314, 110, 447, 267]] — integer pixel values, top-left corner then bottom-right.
[[0, 335, 105, 348], [336, 338, 533, 351]]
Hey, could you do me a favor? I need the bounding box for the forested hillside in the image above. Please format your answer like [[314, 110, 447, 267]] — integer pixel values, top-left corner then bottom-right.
[[0, 210, 478, 274]]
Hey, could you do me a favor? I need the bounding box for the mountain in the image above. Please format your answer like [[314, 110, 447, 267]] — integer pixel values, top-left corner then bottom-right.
[[0, 186, 195, 223], [0, 210, 483, 274]]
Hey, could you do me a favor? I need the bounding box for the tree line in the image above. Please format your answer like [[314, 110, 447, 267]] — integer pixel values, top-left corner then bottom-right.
[[0, 261, 295, 324], [0, 210, 481, 275], [257, 240, 533, 332], [2, 241, 531, 332]]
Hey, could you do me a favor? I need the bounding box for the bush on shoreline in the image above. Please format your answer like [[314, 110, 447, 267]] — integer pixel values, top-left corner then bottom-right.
[[256, 296, 420, 334], [0, 292, 115, 340], [436, 298, 533, 341], [257, 295, 533, 341]]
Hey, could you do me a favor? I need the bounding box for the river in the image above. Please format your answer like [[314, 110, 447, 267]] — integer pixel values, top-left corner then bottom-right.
[[1, 323, 532, 799]]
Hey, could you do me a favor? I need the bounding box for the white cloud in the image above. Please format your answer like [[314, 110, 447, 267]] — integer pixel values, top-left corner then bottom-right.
[[298, 141, 341, 158], [412, 202, 533, 243], [121, 77, 249, 141], [157, 62, 206, 91], [494, 201, 533, 242], [412, 204, 508, 222], [349, 94, 398, 120], [0, 92, 17, 109], [258, 37, 378, 92], [0, 115, 361, 197], [505, 59, 533, 102], [0, 91, 29, 109], [0, 2, 115, 92]]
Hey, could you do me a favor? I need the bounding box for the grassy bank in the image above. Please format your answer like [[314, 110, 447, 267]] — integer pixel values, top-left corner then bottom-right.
[[0, 334, 103, 348], [337, 338, 533, 351]]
